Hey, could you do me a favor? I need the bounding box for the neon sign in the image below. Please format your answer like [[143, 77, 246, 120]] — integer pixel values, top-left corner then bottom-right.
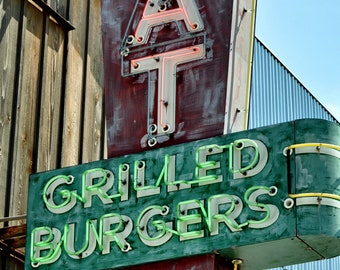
[[127, 0, 204, 46], [30, 138, 277, 267], [121, 0, 207, 146], [31, 185, 280, 266], [130, 45, 205, 144], [25, 120, 340, 269], [102, 0, 236, 157]]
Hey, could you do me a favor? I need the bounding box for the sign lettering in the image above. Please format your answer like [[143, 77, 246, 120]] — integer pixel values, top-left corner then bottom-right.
[[121, 0, 207, 146]]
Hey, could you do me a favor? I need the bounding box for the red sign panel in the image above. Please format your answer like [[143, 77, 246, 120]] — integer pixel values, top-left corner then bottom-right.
[[102, 0, 233, 157]]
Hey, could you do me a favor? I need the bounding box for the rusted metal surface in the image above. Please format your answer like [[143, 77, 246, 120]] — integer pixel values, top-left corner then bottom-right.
[[25, 119, 340, 269], [102, 0, 234, 157]]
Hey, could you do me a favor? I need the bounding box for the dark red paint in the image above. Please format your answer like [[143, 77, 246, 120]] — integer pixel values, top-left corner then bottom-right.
[[101, 0, 233, 157]]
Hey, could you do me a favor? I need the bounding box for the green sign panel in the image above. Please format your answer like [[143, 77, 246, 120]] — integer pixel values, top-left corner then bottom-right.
[[25, 119, 340, 269]]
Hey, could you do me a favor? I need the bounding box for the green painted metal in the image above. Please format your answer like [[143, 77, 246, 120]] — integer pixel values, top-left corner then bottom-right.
[[25, 119, 340, 269]]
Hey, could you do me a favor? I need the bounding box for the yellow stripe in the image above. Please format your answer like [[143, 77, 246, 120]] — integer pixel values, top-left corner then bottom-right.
[[287, 143, 340, 151], [289, 193, 340, 201]]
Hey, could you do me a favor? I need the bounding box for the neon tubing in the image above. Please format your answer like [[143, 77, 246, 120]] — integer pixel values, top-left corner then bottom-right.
[[244, 186, 272, 225], [30, 227, 62, 264], [289, 193, 340, 201], [136, 205, 170, 241]]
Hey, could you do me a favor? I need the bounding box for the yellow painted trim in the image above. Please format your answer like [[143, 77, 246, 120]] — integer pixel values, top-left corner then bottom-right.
[[289, 193, 340, 201], [287, 143, 340, 151]]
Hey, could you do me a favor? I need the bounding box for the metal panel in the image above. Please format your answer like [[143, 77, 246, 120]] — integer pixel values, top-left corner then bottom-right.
[[268, 255, 340, 270], [250, 40, 340, 270], [101, 0, 256, 158], [124, 254, 227, 270], [224, 0, 256, 133], [249, 38, 339, 129]]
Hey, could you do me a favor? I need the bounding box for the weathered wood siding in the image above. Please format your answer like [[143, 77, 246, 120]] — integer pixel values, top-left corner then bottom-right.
[[0, 0, 105, 229]]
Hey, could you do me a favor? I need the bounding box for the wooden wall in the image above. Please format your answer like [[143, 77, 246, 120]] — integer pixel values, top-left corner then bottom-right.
[[0, 0, 105, 237]]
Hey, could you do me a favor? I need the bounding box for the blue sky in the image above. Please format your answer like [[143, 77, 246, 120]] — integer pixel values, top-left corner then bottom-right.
[[255, 0, 340, 122]]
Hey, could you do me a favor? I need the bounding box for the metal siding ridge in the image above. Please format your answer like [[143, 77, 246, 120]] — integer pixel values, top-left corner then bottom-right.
[[267, 255, 340, 270], [249, 38, 339, 129]]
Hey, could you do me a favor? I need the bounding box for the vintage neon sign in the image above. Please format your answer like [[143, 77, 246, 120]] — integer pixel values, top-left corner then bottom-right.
[[29, 138, 277, 267], [26, 120, 340, 269], [31, 185, 280, 267], [29, 140, 340, 267], [121, 0, 207, 146]]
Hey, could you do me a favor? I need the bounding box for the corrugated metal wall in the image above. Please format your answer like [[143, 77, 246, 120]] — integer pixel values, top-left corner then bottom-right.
[[269, 256, 340, 270], [0, 0, 105, 268], [249, 38, 339, 129], [250, 39, 340, 270]]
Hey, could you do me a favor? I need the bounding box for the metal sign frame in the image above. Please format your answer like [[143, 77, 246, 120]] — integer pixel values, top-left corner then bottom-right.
[[25, 119, 340, 269]]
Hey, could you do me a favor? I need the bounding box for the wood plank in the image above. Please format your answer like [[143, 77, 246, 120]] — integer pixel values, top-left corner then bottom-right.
[[0, 240, 25, 264], [30, 0, 74, 31], [0, 224, 26, 240], [82, 0, 105, 163], [46, 0, 68, 18], [36, 18, 65, 172], [0, 0, 22, 224], [2, 236, 26, 249], [9, 1, 43, 224], [61, 0, 88, 166]]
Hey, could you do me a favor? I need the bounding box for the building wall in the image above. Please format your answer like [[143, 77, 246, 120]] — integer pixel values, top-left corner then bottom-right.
[[1, 2, 106, 267], [249, 38, 338, 129], [0, 0, 106, 228], [269, 256, 340, 270]]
